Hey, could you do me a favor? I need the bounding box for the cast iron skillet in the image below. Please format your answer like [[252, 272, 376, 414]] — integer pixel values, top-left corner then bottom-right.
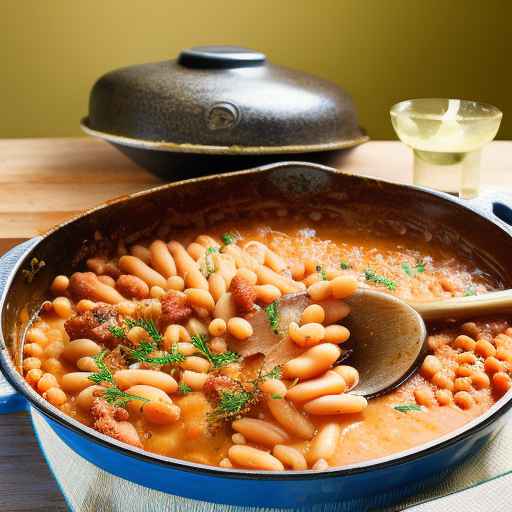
[[1, 162, 512, 509]]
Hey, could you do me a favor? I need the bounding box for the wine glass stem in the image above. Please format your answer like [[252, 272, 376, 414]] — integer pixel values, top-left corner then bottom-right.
[[412, 148, 481, 199]]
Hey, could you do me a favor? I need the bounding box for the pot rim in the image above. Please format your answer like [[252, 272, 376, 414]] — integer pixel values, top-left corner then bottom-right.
[[80, 118, 369, 155], [2, 160, 512, 481]]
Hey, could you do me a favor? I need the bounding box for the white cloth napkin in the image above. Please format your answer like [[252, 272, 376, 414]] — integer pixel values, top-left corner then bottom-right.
[[30, 409, 512, 512]]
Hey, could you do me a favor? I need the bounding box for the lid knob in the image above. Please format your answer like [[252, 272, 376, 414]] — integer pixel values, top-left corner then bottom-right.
[[178, 46, 266, 69]]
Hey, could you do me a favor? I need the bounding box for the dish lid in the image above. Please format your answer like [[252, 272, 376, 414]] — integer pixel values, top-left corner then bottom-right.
[[82, 46, 367, 154]]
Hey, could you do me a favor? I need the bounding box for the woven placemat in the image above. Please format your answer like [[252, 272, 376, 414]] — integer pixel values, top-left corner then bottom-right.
[[30, 409, 512, 512]]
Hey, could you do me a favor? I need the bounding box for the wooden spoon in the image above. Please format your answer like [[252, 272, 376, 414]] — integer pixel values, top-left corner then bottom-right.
[[239, 289, 512, 399]]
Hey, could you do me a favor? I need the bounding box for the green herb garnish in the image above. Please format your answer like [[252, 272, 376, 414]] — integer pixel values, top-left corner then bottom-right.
[[178, 383, 192, 395], [88, 351, 148, 408], [108, 325, 126, 339], [251, 365, 282, 387], [88, 350, 114, 385], [125, 318, 163, 344], [190, 335, 240, 368], [103, 387, 149, 408], [464, 287, 477, 297], [265, 301, 280, 335], [402, 261, 413, 277], [402, 260, 426, 277], [263, 366, 282, 380], [393, 403, 423, 413], [364, 269, 397, 290], [207, 389, 254, 423], [128, 341, 185, 365], [415, 260, 426, 273], [221, 232, 238, 246], [271, 393, 283, 400], [340, 260, 351, 270]]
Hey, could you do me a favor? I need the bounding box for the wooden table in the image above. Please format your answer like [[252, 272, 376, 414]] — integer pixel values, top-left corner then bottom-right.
[[0, 138, 511, 512]]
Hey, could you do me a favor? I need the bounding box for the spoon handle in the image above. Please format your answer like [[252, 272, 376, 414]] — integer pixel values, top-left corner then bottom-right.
[[407, 289, 512, 321]]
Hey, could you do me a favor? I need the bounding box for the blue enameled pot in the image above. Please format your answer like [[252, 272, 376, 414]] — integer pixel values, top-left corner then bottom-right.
[[1, 162, 512, 509]]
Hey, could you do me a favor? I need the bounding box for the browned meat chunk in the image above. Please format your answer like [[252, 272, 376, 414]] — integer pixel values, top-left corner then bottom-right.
[[90, 397, 142, 448], [203, 375, 242, 403], [229, 275, 256, 313], [65, 303, 122, 347], [160, 293, 192, 326]]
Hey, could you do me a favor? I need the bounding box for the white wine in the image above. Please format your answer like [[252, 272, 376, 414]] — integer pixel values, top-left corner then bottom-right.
[[391, 99, 502, 198]]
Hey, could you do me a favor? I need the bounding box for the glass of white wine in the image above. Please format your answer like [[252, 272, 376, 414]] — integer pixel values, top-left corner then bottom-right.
[[390, 99, 502, 198]]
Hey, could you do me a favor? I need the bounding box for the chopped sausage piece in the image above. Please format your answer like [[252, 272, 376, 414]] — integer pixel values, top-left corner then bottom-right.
[[160, 293, 192, 327], [229, 275, 256, 313], [65, 303, 122, 347], [203, 375, 240, 403], [90, 397, 142, 448]]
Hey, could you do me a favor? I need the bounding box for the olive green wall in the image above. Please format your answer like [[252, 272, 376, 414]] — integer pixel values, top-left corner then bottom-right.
[[1, 0, 511, 139]]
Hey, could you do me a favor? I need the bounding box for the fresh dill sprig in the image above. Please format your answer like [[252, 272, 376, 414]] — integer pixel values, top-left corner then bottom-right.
[[393, 403, 423, 413], [128, 341, 185, 365], [109, 325, 126, 339], [87, 351, 149, 408], [207, 389, 254, 424], [178, 383, 192, 395], [253, 365, 282, 384], [264, 366, 282, 380], [125, 318, 163, 344], [316, 264, 328, 281], [364, 269, 397, 291], [190, 335, 240, 368], [103, 387, 149, 408], [88, 350, 114, 385], [340, 260, 351, 270], [265, 301, 280, 334]]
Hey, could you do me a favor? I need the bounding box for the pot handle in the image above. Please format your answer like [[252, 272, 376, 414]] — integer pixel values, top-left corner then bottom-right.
[[0, 238, 41, 413], [465, 189, 512, 228]]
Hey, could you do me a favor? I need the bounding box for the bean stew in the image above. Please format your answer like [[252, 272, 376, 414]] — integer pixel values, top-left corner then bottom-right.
[[17, 206, 512, 472]]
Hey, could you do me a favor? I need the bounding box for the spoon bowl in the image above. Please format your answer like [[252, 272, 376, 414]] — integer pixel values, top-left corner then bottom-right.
[[343, 289, 427, 398], [243, 287, 512, 399]]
